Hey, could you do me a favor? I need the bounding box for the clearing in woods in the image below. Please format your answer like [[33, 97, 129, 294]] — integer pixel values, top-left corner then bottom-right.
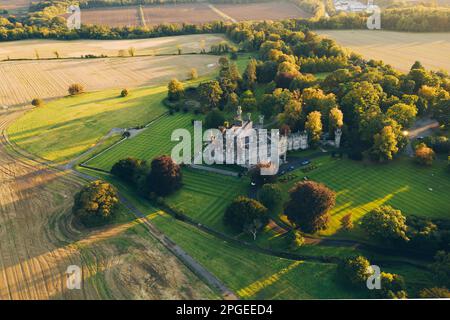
[[0, 110, 216, 300], [316, 30, 450, 72]]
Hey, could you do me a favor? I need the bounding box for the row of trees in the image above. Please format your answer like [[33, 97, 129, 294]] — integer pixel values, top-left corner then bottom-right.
[[111, 155, 182, 197], [224, 178, 336, 240], [307, 6, 450, 32]]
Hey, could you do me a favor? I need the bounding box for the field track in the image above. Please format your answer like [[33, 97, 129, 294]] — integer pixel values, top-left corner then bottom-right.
[[317, 30, 450, 72], [0, 54, 219, 106], [0, 109, 215, 300]]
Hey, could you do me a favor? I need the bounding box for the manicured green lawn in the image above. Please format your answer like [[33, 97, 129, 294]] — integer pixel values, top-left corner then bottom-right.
[[280, 156, 450, 238], [85, 112, 201, 171], [166, 168, 250, 232], [8, 86, 169, 163], [78, 166, 435, 299]]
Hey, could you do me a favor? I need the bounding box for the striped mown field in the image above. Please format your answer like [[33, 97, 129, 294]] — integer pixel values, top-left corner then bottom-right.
[[165, 168, 249, 232], [281, 156, 450, 237], [84, 112, 200, 170]]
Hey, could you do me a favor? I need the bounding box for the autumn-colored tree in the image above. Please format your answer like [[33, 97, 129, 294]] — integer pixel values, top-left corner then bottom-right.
[[285, 181, 336, 233], [340, 256, 372, 286], [288, 229, 305, 249], [68, 83, 84, 96], [120, 88, 129, 97], [167, 79, 184, 101], [386, 103, 418, 128], [340, 213, 353, 230], [198, 81, 223, 109], [188, 68, 198, 80], [419, 287, 450, 298], [305, 111, 323, 145], [329, 107, 344, 135], [371, 126, 399, 162], [415, 143, 435, 166], [277, 99, 302, 131], [31, 98, 44, 107], [72, 181, 119, 227], [243, 58, 257, 90], [360, 205, 409, 243]]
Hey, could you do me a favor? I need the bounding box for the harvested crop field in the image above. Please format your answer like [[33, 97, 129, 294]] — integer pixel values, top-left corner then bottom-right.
[[214, 2, 310, 21], [80, 6, 140, 27], [77, 2, 310, 27], [0, 0, 30, 12], [0, 34, 228, 60], [0, 110, 215, 300], [316, 30, 450, 72], [0, 54, 219, 106]]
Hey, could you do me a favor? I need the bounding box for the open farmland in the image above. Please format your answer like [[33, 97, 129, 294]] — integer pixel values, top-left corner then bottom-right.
[[0, 0, 30, 12], [77, 2, 310, 27], [0, 110, 215, 300], [0, 34, 227, 60], [0, 54, 219, 106], [316, 30, 450, 72], [214, 2, 310, 21], [6, 53, 250, 163]]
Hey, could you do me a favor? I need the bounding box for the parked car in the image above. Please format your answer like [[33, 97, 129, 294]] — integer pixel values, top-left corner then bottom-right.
[[301, 160, 311, 166]]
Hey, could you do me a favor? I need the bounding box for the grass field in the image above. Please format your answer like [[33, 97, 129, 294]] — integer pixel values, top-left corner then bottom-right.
[[0, 34, 228, 60], [316, 30, 450, 72], [78, 167, 435, 299], [166, 168, 249, 232], [84, 112, 200, 170], [280, 156, 450, 237], [7, 85, 169, 163]]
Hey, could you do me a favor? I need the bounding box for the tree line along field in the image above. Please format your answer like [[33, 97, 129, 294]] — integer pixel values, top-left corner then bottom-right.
[[0, 34, 228, 60], [316, 30, 450, 72], [74, 2, 311, 27]]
